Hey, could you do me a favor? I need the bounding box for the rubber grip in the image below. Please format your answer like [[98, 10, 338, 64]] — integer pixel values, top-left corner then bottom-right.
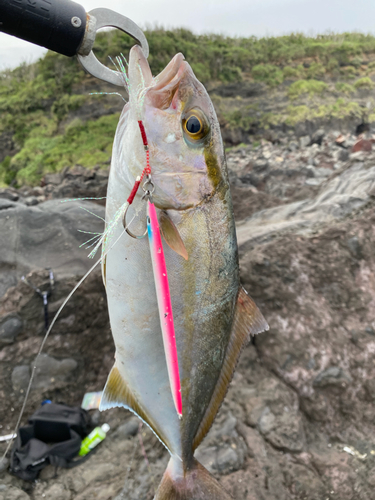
[[0, 0, 87, 57]]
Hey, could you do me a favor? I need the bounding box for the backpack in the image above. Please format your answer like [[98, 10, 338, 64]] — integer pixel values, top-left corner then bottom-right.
[[10, 403, 92, 480]]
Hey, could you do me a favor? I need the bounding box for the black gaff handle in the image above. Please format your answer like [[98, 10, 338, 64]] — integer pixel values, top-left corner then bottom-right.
[[0, 0, 87, 57]]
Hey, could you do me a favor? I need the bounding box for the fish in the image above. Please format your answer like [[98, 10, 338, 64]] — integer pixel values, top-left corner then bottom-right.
[[99, 45, 269, 500]]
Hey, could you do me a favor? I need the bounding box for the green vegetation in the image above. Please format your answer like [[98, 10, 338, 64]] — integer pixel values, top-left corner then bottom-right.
[[288, 80, 328, 100], [2, 29, 375, 186], [251, 64, 283, 86], [335, 82, 355, 94], [353, 76, 374, 89]]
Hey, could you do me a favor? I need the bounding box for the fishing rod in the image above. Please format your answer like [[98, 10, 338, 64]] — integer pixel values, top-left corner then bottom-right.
[[0, 0, 149, 85]]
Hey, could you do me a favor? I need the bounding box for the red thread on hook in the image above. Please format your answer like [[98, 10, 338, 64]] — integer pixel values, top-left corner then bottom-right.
[[127, 179, 141, 205], [138, 120, 148, 147]]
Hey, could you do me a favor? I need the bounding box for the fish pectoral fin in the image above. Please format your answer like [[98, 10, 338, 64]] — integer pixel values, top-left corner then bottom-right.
[[192, 287, 269, 450], [100, 364, 172, 452], [160, 211, 188, 261]]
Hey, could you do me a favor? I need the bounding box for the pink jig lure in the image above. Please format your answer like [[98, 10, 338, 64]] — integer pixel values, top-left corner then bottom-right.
[[147, 201, 183, 418]]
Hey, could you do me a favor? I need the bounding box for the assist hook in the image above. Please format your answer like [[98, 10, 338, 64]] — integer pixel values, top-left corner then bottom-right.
[[122, 174, 155, 239]]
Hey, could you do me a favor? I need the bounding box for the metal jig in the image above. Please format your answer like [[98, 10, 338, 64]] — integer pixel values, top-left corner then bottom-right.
[[123, 175, 155, 239]]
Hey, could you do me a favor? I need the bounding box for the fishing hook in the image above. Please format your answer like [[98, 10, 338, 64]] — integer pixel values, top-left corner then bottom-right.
[[123, 175, 155, 239]]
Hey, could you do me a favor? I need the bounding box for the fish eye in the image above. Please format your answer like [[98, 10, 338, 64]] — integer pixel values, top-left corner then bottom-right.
[[185, 116, 202, 135], [182, 109, 209, 142]]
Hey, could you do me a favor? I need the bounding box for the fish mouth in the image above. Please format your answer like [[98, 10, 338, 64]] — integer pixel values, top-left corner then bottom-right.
[[129, 46, 188, 109]]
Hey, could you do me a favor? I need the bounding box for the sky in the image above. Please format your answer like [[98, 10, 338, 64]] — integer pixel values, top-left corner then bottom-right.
[[1, 0, 375, 70]]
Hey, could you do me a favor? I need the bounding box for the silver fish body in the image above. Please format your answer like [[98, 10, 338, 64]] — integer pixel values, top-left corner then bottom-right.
[[100, 46, 268, 499]]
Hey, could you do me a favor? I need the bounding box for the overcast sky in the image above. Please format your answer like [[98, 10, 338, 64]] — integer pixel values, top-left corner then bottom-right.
[[1, 0, 375, 70]]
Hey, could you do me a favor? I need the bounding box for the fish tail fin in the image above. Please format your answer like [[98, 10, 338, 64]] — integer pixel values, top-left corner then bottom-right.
[[154, 456, 233, 500]]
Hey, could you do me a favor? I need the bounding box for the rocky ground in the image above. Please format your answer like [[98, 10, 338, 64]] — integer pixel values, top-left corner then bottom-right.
[[1, 129, 375, 499]]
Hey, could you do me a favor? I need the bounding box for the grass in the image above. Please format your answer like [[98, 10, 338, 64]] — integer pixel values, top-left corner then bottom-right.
[[2, 29, 375, 186]]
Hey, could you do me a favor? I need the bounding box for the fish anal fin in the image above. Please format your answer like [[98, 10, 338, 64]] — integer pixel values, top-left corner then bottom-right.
[[100, 364, 171, 452], [192, 287, 268, 450], [160, 211, 188, 261]]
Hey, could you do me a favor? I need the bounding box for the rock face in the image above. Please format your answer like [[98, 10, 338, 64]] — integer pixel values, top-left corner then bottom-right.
[[2, 133, 375, 499], [0, 199, 105, 297]]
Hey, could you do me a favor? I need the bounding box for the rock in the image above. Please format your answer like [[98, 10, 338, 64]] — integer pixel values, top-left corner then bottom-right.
[[258, 406, 305, 452], [33, 353, 78, 390], [313, 367, 352, 388], [43, 172, 63, 185], [216, 447, 240, 472], [315, 167, 332, 177], [299, 135, 310, 148], [305, 178, 324, 186], [347, 236, 362, 259], [117, 417, 139, 438], [0, 486, 30, 500], [283, 462, 327, 498], [11, 365, 30, 391], [311, 129, 325, 146], [23, 196, 39, 206], [236, 160, 375, 246], [352, 138, 372, 152], [338, 148, 350, 161], [0, 199, 105, 296], [0, 199, 17, 210], [0, 457, 9, 473], [0, 189, 18, 202], [240, 172, 261, 187], [0, 314, 22, 344], [194, 446, 217, 473]]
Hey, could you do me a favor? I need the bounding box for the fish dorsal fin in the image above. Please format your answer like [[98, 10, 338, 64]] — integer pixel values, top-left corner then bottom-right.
[[192, 287, 269, 450], [100, 364, 171, 452], [160, 212, 188, 261]]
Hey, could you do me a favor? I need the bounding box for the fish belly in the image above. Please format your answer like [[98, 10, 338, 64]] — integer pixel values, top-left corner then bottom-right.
[[104, 184, 182, 457]]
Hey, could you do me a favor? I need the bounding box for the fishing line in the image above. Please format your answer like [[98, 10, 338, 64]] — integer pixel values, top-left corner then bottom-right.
[[2, 214, 136, 461], [89, 92, 126, 103], [61, 197, 107, 203]]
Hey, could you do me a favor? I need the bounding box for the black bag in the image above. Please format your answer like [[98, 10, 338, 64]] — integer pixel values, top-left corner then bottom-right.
[[10, 403, 92, 481]]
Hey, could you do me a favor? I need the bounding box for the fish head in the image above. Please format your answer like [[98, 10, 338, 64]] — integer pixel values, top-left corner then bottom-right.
[[115, 45, 227, 211]]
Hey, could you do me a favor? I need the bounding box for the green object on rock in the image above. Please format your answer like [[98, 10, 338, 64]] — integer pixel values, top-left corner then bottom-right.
[[79, 423, 110, 456]]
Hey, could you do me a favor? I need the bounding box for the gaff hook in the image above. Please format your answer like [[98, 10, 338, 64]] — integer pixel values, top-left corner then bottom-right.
[[77, 8, 149, 87]]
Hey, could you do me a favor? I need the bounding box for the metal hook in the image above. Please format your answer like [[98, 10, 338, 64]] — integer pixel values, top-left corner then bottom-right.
[[122, 203, 148, 239], [77, 8, 149, 87], [122, 174, 155, 239]]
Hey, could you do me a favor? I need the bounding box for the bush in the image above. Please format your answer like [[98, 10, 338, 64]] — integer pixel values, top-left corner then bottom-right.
[[353, 77, 374, 89], [252, 64, 283, 86], [307, 62, 325, 79], [335, 82, 355, 94], [288, 80, 328, 100], [283, 66, 301, 79]]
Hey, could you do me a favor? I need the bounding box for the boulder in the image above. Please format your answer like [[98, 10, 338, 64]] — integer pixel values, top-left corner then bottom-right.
[[0, 199, 105, 297]]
